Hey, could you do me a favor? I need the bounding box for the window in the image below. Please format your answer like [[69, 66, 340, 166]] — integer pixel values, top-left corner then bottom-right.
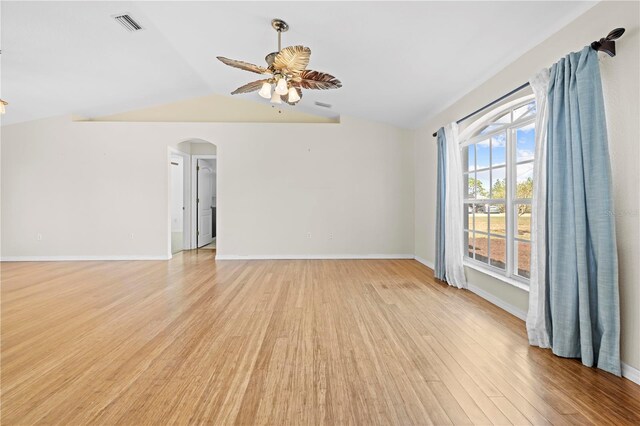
[[462, 97, 535, 284]]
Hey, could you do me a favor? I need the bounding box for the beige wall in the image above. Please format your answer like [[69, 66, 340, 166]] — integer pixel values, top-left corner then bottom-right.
[[414, 1, 640, 371], [1, 115, 414, 260], [85, 92, 338, 124]]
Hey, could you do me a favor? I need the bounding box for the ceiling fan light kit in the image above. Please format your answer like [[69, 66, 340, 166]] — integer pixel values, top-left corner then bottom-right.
[[217, 18, 341, 106], [287, 87, 301, 103], [275, 77, 289, 96], [258, 82, 272, 99], [270, 91, 282, 104]]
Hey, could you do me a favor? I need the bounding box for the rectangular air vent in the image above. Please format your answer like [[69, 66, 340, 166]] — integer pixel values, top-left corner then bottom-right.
[[314, 101, 332, 109], [113, 14, 143, 32]]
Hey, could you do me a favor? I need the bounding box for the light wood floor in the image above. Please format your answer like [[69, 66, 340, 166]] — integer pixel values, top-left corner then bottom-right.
[[2, 251, 639, 425]]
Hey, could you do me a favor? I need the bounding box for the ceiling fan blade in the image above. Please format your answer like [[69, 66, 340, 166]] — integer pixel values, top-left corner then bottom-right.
[[217, 56, 269, 74], [230, 79, 270, 95], [273, 46, 311, 75], [284, 87, 303, 105], [291, 70, 342, 90]]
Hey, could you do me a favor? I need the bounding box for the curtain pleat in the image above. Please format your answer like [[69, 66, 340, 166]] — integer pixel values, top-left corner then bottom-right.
[[443, 123, 467, 289], [434, 127, 447, 281], [526, 69, 551, 348], [545, 46, 620, 375]]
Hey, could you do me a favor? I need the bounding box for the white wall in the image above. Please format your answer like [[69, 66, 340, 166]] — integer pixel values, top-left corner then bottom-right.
[[170, 155, 184, 233], [1, 115, 414, 260], [414, 1, 640, 372], [170, 154, 184, 254]]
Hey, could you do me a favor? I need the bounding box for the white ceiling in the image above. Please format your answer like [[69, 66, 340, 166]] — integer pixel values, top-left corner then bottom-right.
[[1, 1, 596, 128]]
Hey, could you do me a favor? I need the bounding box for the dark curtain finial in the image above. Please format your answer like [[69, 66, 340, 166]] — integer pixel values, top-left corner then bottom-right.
[[592, 28, 625, 57]]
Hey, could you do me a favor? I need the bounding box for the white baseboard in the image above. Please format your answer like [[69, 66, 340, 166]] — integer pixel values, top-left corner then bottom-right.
[[413, 256, 527, 320], [414, 256, 435, 269], [215, 254, 415, 260], [1, 254, 415, 262], [466, 283, 527, 321], [0, 255, 170, 262], [622, 362, 640, 385], [412, 258, 640, 384]]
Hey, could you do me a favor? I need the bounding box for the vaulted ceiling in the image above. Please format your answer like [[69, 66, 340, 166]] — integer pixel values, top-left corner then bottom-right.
[[1, 1, 596, 128]]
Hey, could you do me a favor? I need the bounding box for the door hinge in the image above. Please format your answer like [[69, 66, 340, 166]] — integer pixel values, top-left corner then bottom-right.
[[197, 166, 200, 171], [197, 198, 200, 203]]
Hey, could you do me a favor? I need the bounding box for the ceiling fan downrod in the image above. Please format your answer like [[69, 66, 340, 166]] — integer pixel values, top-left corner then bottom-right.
[[271, 19, 289, 52]]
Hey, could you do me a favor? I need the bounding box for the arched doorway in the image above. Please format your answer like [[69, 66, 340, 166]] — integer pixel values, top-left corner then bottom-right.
[[170, 139, 218, 255]]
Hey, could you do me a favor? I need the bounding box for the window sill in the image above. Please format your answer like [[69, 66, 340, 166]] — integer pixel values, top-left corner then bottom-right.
[[463, 259, 530, 292]]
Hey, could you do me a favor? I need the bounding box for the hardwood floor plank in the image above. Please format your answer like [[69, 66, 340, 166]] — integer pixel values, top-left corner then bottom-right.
[[491, 396, 533, 426], [420, 335, 511, 425]]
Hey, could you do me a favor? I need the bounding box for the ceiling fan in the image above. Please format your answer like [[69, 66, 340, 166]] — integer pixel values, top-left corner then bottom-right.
[[216, 19, 342, 105]]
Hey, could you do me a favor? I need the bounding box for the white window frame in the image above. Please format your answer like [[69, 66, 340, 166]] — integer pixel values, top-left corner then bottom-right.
[[460, 95, 536, 288]]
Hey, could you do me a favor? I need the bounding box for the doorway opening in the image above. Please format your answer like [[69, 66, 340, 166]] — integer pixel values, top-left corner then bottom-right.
[[171, 139, 218, 255]]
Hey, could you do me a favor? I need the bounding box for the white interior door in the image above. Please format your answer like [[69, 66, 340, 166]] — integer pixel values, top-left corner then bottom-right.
[[197, 159, 214, 247]]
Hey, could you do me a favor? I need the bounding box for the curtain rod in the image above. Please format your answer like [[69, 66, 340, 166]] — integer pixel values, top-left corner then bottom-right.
[[431, 27, 625, 138]]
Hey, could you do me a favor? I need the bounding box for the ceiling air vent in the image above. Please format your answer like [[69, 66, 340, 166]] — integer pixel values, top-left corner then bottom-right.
[[314, 101, 332, 109], [113, 14, 144, 32]]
